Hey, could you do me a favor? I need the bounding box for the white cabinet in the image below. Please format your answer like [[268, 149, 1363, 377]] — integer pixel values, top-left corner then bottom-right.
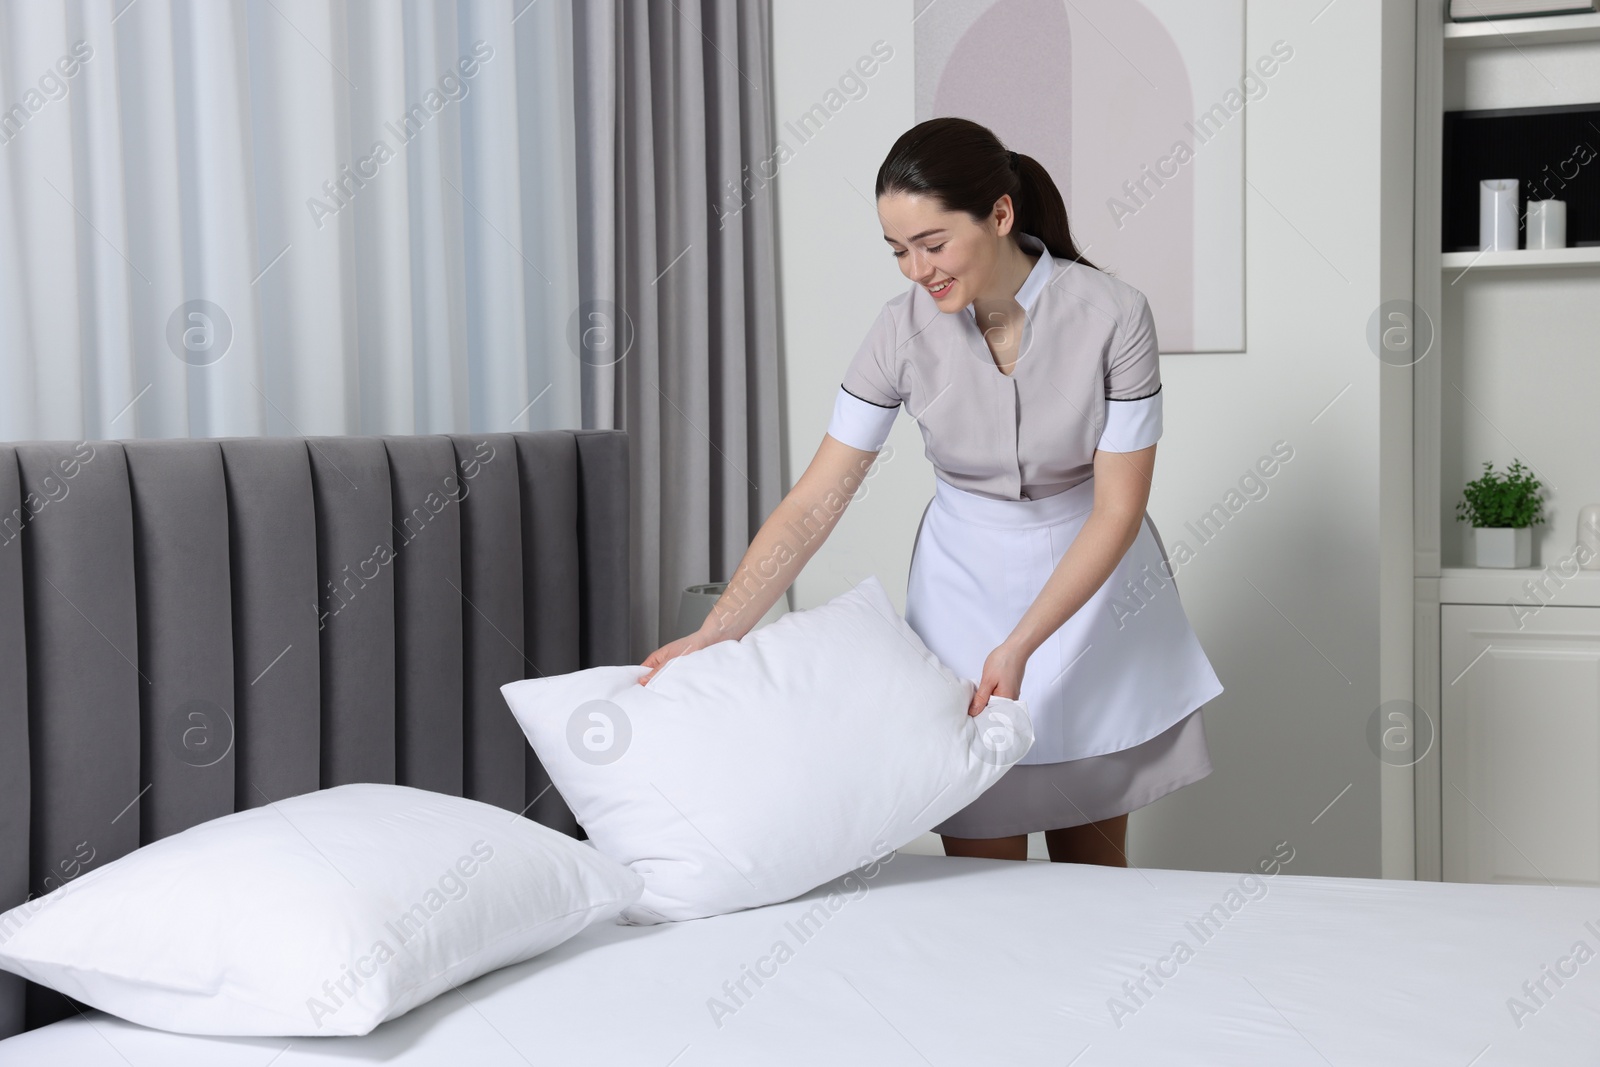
[[1440, 603, 1600, 886], [1411, 8, 1600, 884]]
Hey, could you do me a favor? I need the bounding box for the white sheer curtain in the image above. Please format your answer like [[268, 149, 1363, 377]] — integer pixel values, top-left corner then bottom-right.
[[0, 0, 583, 440]]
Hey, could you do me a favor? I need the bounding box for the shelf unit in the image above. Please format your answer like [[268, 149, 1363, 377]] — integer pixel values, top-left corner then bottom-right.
[[1414, 3, 1600, 887]]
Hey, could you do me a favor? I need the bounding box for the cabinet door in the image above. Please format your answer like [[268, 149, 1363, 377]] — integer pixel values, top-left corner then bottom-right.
[[1440, 604, 1600, 886]]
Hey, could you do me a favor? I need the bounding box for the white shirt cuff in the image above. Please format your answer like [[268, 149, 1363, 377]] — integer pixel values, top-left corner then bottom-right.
[[1097, 390, 1162, 453], [826, 386, 897, 452]]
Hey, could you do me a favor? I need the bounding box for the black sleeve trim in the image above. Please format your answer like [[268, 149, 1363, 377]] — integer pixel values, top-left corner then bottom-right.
[[841, 384, 901, 409], [1106, 384, 1162, 402]]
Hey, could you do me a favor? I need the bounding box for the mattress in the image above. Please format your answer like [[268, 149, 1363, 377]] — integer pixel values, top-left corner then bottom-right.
[[1, 852, 1593, 1064]]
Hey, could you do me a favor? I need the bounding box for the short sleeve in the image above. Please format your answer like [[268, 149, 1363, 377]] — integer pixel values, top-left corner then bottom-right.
[[1097, 292, 1163, 453], [825, 304, 901, 452]]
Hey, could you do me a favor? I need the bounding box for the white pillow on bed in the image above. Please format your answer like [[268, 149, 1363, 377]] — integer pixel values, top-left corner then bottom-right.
[[500, 574, 1033, 925], [0, 783, 643, 1037]]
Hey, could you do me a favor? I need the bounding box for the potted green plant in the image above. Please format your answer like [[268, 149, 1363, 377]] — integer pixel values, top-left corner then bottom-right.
[[1455, 458, 1546, 568]]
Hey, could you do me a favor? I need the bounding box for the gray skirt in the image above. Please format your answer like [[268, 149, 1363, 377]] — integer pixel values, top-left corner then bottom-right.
[[930, 706, 1213, 839]]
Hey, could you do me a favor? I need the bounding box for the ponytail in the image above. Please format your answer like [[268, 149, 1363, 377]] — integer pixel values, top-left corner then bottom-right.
[[1010, 151, 1099, 270]]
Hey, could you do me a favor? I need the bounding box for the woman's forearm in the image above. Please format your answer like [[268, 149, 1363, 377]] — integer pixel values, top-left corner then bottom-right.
[[1005, 505, 1145, 657], [699, 456, 874, 640]]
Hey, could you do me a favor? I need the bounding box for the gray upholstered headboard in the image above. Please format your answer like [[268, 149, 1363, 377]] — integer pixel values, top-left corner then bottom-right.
[[0, 429, 630, 1038]]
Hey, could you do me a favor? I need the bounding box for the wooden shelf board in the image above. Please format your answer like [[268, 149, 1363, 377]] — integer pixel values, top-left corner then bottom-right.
[[1440, 246, 1600, 269], [1444, 11, 1600, 48], [1437, 566, 1600, 607]]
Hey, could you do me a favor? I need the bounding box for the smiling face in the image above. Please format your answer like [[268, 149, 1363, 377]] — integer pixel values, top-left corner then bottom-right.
[[878, 191, 1016, 312]]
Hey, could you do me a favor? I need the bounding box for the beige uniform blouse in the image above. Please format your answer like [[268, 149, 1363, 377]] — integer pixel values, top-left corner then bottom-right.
[[825, 231, 1163, 502]]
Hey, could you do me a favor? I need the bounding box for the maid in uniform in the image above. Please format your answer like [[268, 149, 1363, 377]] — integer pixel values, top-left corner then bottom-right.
[[825, 118, 1224, 866]]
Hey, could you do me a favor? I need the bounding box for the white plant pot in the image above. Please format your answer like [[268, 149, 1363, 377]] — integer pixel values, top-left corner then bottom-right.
[[1472, 526, 1532, 569]]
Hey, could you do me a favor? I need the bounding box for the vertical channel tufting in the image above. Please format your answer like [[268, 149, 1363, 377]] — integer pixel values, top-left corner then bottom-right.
[[0, 428, 633, 1042], [306, 438, 397, 788], [0, 446, 28, 1037], [574, 431, 632, 667], [448, 434, 526, 811], [221, 439, 322, 808], [123, 442, 237, 843], [14, 442, 140, 1029], [514, 432, 581, 835], [384, 436, 465, 797]]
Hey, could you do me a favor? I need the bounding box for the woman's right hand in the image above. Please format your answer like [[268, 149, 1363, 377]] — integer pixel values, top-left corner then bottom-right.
[[637, 627, 736, 686]]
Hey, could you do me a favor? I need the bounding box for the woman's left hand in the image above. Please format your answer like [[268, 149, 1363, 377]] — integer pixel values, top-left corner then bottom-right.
[[968, 639, 1028, 716]]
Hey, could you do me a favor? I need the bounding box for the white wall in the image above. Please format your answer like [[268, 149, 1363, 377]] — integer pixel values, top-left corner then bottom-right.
[[771, 1, 1412, 876]]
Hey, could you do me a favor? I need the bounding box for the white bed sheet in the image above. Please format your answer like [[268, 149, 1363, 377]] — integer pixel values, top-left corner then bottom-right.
[[1, 853, 1594, 1065]]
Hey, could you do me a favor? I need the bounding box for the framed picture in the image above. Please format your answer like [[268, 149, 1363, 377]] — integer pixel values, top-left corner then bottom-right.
[[915, 0, 1249, 353]]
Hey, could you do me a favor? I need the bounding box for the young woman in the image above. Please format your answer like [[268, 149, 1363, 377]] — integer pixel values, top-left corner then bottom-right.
[[641, 117, 1224, 867]]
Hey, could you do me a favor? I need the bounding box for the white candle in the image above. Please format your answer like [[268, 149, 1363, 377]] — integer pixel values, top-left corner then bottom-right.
[[1479, 179, 1519, 252], [1526, 199, 1567, 250]]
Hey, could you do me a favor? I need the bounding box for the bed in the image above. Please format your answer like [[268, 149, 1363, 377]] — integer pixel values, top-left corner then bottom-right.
[[2, 430, 1596, 1064], [3, 853, 1597, 1063]]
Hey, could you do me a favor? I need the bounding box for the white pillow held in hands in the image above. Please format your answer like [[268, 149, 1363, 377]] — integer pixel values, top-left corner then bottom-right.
[[501, 574, 1033, 925]]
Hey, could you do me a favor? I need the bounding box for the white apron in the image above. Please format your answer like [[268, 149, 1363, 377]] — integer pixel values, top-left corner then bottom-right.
[[905, 474, 1224, 766]]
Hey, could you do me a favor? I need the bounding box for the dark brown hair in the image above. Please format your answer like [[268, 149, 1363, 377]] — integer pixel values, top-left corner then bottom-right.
[[875, 117, 1099, 271]]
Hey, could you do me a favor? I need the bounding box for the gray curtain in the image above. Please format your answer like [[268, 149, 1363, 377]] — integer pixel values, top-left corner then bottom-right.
[[573, 0, 784, 661], [0, 0, 780, 664]]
